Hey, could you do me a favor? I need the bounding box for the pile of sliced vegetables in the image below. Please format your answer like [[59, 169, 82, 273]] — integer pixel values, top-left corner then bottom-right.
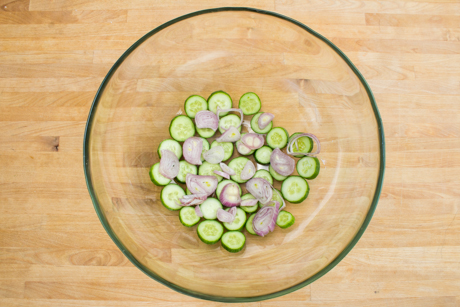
[[149, 91, 321, 253]]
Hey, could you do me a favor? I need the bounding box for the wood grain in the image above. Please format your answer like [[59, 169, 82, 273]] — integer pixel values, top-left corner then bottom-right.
[[1, 0, 459, 306]]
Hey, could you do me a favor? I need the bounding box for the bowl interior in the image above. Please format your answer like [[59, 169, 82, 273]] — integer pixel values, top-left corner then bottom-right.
[[85, 8, 383, 301]]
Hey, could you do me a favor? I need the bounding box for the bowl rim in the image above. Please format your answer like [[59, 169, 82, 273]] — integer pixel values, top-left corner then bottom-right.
[[83, 7, 386, 303]]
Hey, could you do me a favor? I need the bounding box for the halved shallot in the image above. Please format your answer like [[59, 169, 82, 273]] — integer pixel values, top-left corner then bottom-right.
[[257, 113, 274, 130], [220, 162, 236, 176], [246, 177, 273, 205], [179, 193, 207, 206], [217, 207, 237, 223], [219, 182, 241, 207], [183, 137, 203, 165], [186, 174, 218, 196], [240, 198, 259, 207], [195, 205, 204, 217], [195, 110, 218, 131], [241, 133, 264, 150], [203, 146, 225, 164], [240, 160, 256, 180], [216, 126, 241, 142], [252, 201, 280, 237], [159, 149, 179, 179], [214, 170, 230, 179], [270, 148, 295, 177]]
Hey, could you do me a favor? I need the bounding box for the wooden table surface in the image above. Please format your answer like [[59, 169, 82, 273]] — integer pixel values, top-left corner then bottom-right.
[[1, 0, 459, 306]]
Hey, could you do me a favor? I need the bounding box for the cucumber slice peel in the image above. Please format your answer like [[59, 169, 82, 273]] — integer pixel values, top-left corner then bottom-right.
[[239, 92, 261, 115], [197, 220, 224, 244], [179, 207, 200, 227], [276, 210, 295, 228], [221, 231, 246, 253]]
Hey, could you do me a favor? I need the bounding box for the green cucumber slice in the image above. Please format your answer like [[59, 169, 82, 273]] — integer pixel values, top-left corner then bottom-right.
[[200, 198, 223, 220], [281, 176, 309, 204], [208, 91, 232, 116], [241, 193, 258, 213], [223, 208, 247, 231], [176, 160, 198, 183], [221, 231, 246, 253], [246, 213, 257, 235], [179, 207, 200, 227], [160, 184, 185, 211], [211, 141, 234, 161], [149, 163, 171, 186], [250, 112, 273, 134], [254, 146, 272, 165], [169, 115, 195, 142], [196, 127, 216, 138], [239, 92, 261, 115], [276, 210, 295, 228], [266, 127, 289, 149], [253, 169, 273, 185], [184, 95, 207, 118], [218, 114, 242, 134], [157, 139, 182, 159], [296, 156, 320, 180], [197, 220, 224, 244], [228, 156, 250, 183], [269, 165, 287, 181], [288, 132, 313, 157], [198, 161, 223, 182]]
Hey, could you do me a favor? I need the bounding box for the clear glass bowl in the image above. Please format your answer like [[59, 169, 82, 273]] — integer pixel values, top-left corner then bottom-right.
[[84, 8, 385, 302]]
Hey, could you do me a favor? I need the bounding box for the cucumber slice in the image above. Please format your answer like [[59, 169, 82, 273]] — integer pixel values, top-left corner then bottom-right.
[[266, 127, 289, 149], [160, 184, 185, 211], [241, 193, 258, 213], [196, 127, 216, 138], [184, 95, 207, 118], [223, 208, 247, 231], [246, 213, 257, 235], [239, 92, 261, 115], [197, 220, 224, 244], [186, 188, 192, 195], [254, 146, 272, 165], [253, 169, 273, 185], [276, 210, 295, 228], [149, 163, 171, 186], [179, 207, 200, 227], [218, 114, 242, 134], [157, 139, 182, 159], [251, 112, 273, 134], [198, 161, 223, 182], [288, 132, 313, 157], [176, 160, 198, 183], [269, 165, 287, 181], [208, 91, 232, 116], [216, 180, 242, 199], [169, 115, 195, 142], [221, 231, 246, 253], [296, 157, 320, 180], [200, 138, 210, 162], [281, 176, 309, 204], [200, 198, 223, 220], [211, 141, 234, 161], [228, 156, 250, 183]]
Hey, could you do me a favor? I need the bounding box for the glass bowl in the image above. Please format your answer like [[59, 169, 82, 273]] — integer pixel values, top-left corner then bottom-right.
[[84, 7, 385, 302]]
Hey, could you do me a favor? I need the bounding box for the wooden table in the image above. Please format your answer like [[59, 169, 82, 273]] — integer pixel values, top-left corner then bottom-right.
[[1, 1, 459, 306]]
